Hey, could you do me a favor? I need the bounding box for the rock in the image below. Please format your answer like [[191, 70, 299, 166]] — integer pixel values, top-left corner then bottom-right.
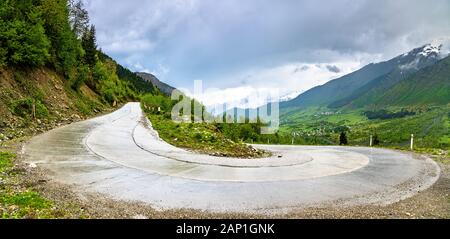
[[28, 163, 37, 169], [131, 214, 147, 219]]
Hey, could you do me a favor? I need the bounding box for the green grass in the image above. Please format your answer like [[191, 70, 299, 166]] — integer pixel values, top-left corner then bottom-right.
[[279, 106, 450, 150], [0, 152, 14, 172], [9, 97, 49, 119], [147, 114, 269, 158], [0, 190, 55, 219], [0, 152, 64, 219]]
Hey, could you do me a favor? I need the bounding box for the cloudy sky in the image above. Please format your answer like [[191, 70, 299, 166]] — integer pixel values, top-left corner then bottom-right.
[[83, 0, 450, 108]]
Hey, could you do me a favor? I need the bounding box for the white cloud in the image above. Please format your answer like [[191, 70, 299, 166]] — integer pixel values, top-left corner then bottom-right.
[[103, 39, 154, 54], [183, 60, 361, 111], [150, 63, 170, 77], [84, 0, 450, 104]]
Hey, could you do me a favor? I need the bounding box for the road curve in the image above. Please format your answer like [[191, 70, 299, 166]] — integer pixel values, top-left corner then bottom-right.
[[22, 103, 440, 214]]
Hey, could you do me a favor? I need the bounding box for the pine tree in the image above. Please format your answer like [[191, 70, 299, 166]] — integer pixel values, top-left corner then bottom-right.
[[373, 134, 380, 146], [69, 0, 89, 39], [41, 0, 83, 75], [339, 131, 348, 145], [82, 25, 97, 67]]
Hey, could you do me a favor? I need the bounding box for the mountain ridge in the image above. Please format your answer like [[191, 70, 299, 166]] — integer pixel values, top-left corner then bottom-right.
[[281, 44, 448, 111], [136, 72, 176, 96]]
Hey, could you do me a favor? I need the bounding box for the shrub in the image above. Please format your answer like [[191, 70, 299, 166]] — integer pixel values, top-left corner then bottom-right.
[[141, 94, 173, 113], [0, 20, 51, 67], [71, 64, 89, 91], [339, 132, 348, 145], [10, 98, 49, 119]]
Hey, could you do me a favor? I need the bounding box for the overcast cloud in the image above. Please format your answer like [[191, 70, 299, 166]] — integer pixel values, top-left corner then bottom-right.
[[83, 0, 450, 106]]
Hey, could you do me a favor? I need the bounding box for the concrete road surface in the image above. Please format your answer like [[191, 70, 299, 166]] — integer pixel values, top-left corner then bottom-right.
[[22, 103, 440, 214]]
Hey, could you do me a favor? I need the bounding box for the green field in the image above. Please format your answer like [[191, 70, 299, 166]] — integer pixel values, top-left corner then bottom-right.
[[277, 105, 450, 151]]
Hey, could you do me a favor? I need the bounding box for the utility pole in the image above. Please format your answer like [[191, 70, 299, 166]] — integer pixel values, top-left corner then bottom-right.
[[410, 134, 414, 150], [370, 135, 373, 147]]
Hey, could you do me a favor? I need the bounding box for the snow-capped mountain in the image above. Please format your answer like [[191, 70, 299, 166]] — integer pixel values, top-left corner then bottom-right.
[[403, 43, 441, 58], [418, 44, 441, 57], [281, 43, 449, 110], [395, 44, 443, 71]]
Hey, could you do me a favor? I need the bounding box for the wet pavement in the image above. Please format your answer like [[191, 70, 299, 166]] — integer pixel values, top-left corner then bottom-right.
[[22, 103, 441, 214]]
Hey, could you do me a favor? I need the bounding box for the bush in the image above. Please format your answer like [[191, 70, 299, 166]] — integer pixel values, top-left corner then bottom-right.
[[0, 2, 51, 67], [71, 64, 89, 91], [339, 132, 348, 145], [0, 47, 7, 66], [10, 98, 49, 119], [364, 109, 416, 120], [373, 134, 380, 146], [141, 94, 173, 113]]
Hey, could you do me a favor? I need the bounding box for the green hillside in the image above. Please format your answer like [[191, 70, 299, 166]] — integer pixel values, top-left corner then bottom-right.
[[329, 55, 450, 108], [280, 61, 395, 110], [377, 56, 450, 106], [0, 0, 156, 142], [275, 45, 449, 151], [282, 44, 442, 112], [328, 68, 411, 108]]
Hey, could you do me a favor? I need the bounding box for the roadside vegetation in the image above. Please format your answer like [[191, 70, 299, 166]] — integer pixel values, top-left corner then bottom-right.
[[0, 152, 65, 218], [274, 105, 449, 156], [0, 0, 155, 218], [141, 94, 271, 158], [0, 0, 155, 141]]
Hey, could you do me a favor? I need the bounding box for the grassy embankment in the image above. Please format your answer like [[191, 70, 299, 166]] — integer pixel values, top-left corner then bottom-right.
[[0, 152, 68, 218], [141, 94, 270, 158]]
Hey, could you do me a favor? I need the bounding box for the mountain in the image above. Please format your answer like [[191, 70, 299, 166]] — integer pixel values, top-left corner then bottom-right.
[[281, 44, 445, 110], [372, 55, 450, 106], [280, 90, 303, 102], [136, 72, 176, 96], [329, 44, 444, 108]]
